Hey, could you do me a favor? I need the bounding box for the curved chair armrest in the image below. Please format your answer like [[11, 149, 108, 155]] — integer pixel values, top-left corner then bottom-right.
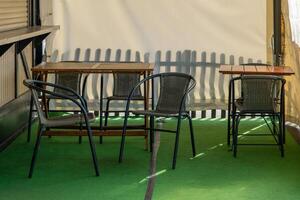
[[24, 79, 89, 114], [81, 73, 91, 99]]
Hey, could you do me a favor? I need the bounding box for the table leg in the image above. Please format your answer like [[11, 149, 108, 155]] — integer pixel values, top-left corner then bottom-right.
[[27, 94, 33, 142], [43, 73, 49, 115], [227, 79, 232, 146], [144, 71, 150, 150], [99, 74, 104, 144], [282, 87, 285, 144]]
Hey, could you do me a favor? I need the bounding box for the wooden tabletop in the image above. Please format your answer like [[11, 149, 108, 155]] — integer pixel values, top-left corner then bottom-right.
[[219, 65, 294, 76], [32, 62, 154, 74]]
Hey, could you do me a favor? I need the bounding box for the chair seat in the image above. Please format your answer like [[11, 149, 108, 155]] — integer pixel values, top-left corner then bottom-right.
[[46, 94, 79, 99], [234, 100, 276, 114], [45, 112, 95, 127], [132, 110, 188, 117], [107, 95, 144, 100]]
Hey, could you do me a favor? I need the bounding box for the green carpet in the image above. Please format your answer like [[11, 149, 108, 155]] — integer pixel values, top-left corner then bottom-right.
[[1, 118, 300, 200]]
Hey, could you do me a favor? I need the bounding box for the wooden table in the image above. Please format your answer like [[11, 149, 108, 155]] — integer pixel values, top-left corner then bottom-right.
[[219, 64, 295, 145], [219, 65, 294, 75], [32, 62, 154, 147]]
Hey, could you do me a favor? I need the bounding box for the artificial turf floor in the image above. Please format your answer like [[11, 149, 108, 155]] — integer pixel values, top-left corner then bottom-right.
[[0, 118, 300, 200]]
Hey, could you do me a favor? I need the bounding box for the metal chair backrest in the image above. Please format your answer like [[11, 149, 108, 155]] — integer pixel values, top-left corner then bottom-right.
[[113, 73, 142, 97], [54, 73, 82, 95], [155, 73, 196, 114], [240, 75, 285, 112]]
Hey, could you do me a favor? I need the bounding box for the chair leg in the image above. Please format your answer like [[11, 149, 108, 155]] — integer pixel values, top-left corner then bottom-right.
[[233, 116, 239, 158], [187, 115, 196, 157], [271, 116, 276, 136], [149, 115, 154, 152], [28, 125, 45, 178], [119, 112, 129, 163], [100, 99, 111, 145], [78, 122, 83, 144], [104, 99, 110, 127], [27, 95, 34, 143], [227, 81, 232, 146], [278, 115, 284, 157], [231, 104, 237, 156], [99, 136, 103, 144], [172, 116, 182, 169], [45, 99, 51, 135], [227, 113, 231, 146], [85, 122, 100, 176]]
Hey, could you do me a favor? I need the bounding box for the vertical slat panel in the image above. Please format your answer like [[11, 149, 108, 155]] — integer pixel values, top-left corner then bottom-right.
[[190, 51, 197, 117], [175, 51, 181, 73], [0, 45, 15, 107], [144, 53, 150, 63], [82, 48, 91, 98], [153, 51, 161, 105], [200, 51, 206, 117], [135, 51, 141, 62], [182, 50, 191, 74], [90, 48, 101, 100], [74, 48, 81, 61], [84, 48, 91, 61], [220, 53, 226, 118], [125, 49, 131, 62], [165, 51, 171, 72], [102, 48, 111, 99], [115, 49, 121, 62], [182, 50, 192, 107]]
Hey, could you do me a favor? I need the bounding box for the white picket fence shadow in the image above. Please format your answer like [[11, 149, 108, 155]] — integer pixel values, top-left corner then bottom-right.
[[49, 48, 261, 118]]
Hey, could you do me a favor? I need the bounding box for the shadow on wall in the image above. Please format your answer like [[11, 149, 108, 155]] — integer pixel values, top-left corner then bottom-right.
[[49, 48, 262, 117]]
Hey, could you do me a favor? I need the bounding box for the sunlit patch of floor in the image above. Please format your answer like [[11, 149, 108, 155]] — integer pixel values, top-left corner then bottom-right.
[[139, 169, 168, 183], [190, 152, 206, 160]]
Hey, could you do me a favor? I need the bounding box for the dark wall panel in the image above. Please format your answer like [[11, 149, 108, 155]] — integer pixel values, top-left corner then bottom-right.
[[0, 91, 30, 151]]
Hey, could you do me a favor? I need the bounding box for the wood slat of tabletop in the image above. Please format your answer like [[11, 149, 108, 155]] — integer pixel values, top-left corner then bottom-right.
[[243, 65, 257, 73], [255, 65, 270, 73], [32, 62, 154, 73], [231, 65, 244, 73], [219, 64, 232, 73]]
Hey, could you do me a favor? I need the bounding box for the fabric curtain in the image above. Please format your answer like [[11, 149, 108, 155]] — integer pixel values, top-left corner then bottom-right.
[[40, 0, 268, 112], [49, 0, 267, 62], [282, 0, 300, 125]]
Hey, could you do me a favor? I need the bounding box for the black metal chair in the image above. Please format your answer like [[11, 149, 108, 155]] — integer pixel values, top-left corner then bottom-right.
[[101, 66, 144, 144], [104, 72, 144, 127], [23, 79, 99, 178], [227, 63, 271, 146], [230, 75, 285, 157], [27, 72, 88, 143], [119, 72, 196, 169], [49, 73, 89, 144]]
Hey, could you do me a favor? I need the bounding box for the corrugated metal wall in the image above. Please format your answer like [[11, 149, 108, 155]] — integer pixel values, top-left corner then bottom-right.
[[0, 43, 32, 107], [0, 0, 32, 150], [0, 0, 30, 107], [0, 0, 29, 32], [0, 45, 15, 107]]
